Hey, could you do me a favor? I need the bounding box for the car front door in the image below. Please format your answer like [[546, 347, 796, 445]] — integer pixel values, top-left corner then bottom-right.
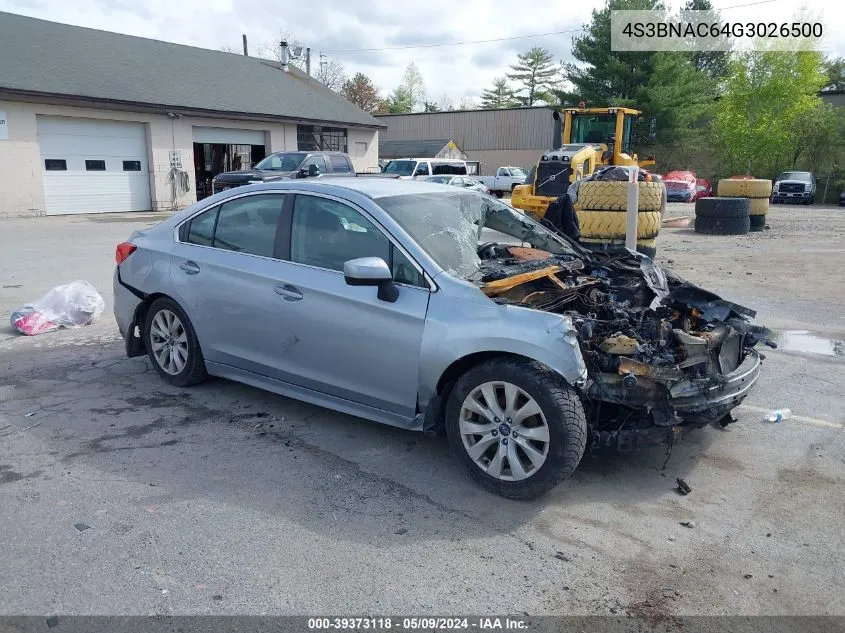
[[170, 192, 295, 376], [268, 193, 431, 418]]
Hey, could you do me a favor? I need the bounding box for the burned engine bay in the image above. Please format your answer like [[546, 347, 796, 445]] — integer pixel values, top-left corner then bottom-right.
[[476, 242, 774, 449]]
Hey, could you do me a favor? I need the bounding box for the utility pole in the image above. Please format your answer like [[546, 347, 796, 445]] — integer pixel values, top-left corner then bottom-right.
[[242, 34, 248, 56], [306, 47, 311, 76], [320, 52, 327, 81]]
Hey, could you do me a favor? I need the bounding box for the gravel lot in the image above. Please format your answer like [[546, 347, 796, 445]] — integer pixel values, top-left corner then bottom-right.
[[0, 203, 843, 616]]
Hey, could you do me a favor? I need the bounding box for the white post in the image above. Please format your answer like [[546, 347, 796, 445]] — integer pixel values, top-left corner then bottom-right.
[[626, 167, 639, 251]]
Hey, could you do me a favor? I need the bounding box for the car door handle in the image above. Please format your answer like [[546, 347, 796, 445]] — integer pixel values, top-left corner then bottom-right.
[[179, 261, 200, 275], [274, 284, 303, 301]]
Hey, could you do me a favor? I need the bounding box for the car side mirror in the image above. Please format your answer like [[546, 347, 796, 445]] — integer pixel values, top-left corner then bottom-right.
[[297, 167, 308, 178], [308, 164, 320, 177], [343, 257, 398, 302]]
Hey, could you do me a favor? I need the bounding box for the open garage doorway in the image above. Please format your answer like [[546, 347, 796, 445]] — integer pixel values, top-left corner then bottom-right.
[[192, 126, 266, 200]]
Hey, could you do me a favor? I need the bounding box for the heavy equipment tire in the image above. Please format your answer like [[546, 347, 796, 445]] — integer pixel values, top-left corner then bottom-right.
[[749, 214, 767, 231], [748, 197, 769, 216], [580, 237, 657, 257], [576, 209, 661, 240], [717, 178, 773, 198], [577, 181, 663, 212], [695, 197, 750, 218], [445, 357, 587, 500], [694, 214, 750, 235]]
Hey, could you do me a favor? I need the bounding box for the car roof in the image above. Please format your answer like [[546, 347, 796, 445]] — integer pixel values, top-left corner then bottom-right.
[[246, 177, 471, 199]]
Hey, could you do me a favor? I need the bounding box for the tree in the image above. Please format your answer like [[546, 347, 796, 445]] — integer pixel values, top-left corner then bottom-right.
[[398, 62, 426, 112], [378, 86, 414, 114], [423, 101, 440, 112], [822, 56, 845, 91], [260, 30, 308, 70], [316, 57, 347, 92], [683, 0, 728, 79], [341, 73, 381, 113], [480, 77, 520, 109], [712, 49, 828, 177], [457, 97, 478, 110], [219, 45, 240, 54], [438, 93, 455, 111], [507, 47, 560, 106]]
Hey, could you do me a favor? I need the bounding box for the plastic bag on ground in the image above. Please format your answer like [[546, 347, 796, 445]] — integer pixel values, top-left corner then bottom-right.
[[10, 280, 105, 336]]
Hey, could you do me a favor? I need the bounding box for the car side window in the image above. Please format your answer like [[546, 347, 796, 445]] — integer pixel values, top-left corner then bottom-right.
[[290, 195, 427, 288], [497, 168, 506, 177], [186, 206, 219, 246], [414, 162, 429, 176], [209, 194, 285, 257], [303, 155, 328, 172], [329, 155, 351, 173]]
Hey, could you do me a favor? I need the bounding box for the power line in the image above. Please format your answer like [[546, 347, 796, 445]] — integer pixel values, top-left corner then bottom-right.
[[322, 0, 781, 54], [323, 28, 584, 53]]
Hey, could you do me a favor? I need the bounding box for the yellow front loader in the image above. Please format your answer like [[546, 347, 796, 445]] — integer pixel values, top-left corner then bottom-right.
[[512, 106, 656, 220]]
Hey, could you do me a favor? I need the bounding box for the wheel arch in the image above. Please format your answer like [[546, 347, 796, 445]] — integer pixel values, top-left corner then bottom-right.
[[128, 292, 187, 356]]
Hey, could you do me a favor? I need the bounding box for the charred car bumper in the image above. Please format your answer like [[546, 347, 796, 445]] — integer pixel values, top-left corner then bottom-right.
[[669, 348, 761, 419]]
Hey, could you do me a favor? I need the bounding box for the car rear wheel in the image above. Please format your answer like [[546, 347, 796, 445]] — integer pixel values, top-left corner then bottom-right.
[[445, 357, 586, 499], [144, 297, 208, 387]]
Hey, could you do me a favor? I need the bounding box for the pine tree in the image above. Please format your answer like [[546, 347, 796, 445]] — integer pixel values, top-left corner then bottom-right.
[[480, 78, 519, 109], [506, 48, 560, 106]]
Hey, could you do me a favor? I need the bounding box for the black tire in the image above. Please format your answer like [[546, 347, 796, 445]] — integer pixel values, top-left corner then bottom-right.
[[695, 197, 750, 218], [144, 297, 208, 387], [445, 357, 587, 500], [695, 214, 751, 235], [749, 214, 766, 231], [494, 191, 504, 199]]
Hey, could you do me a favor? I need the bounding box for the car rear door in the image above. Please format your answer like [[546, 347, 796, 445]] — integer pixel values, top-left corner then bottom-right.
[[265, 192, 431, 418], [170, 192, 295, 376]]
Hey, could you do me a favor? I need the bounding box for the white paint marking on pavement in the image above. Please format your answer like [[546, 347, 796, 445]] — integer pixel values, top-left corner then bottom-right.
[[738, 404, 845, 430]]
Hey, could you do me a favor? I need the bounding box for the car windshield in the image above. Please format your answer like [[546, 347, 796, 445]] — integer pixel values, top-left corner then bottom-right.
[[255, 152, 306, 171], [778, 172, 812, 181], [383, 160, 417, 176], [509, 168, 527, 178], [376, 191, 582, 279]]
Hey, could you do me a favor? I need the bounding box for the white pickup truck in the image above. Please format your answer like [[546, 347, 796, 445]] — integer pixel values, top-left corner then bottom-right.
[[477, 166, 529, 198]]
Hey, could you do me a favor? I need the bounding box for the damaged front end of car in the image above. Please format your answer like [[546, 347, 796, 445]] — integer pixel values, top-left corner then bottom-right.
[[476, 239, 773, 451]]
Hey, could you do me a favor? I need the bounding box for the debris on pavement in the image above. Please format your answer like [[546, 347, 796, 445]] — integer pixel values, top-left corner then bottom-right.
[[676, 478, 692, 495], [765, 409, 791, 423], [10, 280, 104, 336], [73, 523, 91, 532], [744, 574, 753, 579], [680, 520, 696, 528], [394, 528, 408, 535], [554, 551, 572, 562]]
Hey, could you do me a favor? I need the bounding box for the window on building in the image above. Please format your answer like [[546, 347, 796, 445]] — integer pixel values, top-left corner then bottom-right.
[[44, 159, 67, 171], [123, 160, 142, 171], [85, 160, 106, 171], [297, 125, 348, 153]]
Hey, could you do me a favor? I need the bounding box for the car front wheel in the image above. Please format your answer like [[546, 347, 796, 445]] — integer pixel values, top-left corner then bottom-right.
[[144, 297, 208, 387], [445, 357, 587, 499]]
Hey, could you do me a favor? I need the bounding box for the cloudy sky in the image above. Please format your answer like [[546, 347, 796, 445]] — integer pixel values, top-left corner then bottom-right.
[[1, 0, 843, 106]]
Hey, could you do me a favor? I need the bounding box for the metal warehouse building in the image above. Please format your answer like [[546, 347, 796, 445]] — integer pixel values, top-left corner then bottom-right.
[[0, 12, 382, 218], [376, 107, 556, 176]]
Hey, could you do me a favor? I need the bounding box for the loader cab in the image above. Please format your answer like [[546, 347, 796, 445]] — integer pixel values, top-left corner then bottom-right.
[[564, 108, 636, 162]]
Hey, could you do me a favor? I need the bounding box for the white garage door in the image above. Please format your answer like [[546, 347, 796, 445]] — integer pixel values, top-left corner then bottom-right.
[[37, 116, 152, 215]]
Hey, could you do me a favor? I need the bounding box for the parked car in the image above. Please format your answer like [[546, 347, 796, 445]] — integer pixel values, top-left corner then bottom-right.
[[114, 179, 770, 499], [695, 178, 713, 200], [381, 158, 469, 180], [772, 171, 817, 205], [662, 170, 698, 202], [422, 175, 491, 194], [476, 166, 529, 198], [839, 190, 845, 206], [212, 151, 355, 195]]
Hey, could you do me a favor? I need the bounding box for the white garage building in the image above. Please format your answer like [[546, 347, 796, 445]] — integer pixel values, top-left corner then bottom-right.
[[0, 12, 383, 218]]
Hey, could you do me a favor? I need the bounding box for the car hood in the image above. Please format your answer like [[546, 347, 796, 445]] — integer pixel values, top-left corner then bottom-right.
[[214, 170, 296, 182]]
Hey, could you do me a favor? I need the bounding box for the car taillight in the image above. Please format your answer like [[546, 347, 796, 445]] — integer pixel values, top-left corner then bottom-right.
[[116, 242, 136, 264]]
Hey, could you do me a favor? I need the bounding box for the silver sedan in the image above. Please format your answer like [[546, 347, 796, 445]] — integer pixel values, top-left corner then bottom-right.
[[114, 179, 766, 499]]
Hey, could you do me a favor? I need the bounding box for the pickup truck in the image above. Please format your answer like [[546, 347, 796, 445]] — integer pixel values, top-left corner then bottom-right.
[[212, 151, 357, 195], [476, 166, 530, 198], [771, 171, 817, 205]]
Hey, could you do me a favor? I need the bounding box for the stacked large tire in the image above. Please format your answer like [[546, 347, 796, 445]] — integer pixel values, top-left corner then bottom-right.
[[694, 197, 750, 235], [716, 178, 772, 232], [575, 180, 664, 258]]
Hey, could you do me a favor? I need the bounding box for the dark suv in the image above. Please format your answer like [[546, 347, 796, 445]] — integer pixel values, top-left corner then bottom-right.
[[212, 151, 355, 194]]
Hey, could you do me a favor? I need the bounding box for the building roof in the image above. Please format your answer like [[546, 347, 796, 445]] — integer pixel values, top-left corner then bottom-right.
[[379, 139, 461, 159], [0, 12, 383, 129]]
